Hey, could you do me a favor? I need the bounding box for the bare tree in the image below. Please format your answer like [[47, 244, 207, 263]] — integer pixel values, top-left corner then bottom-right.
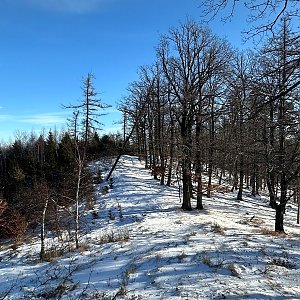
[[64, 73, 108, 248], [255, 19, 300, 232], [157, 21, 205, 210], [157, 20, 232, 210], [201, 0, 300, 37], [106, 75, 156, 182], [225, 51, 255, 200], [38, 182, 50, 260]]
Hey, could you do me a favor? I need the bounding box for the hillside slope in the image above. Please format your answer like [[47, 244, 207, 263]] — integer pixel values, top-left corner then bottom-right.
[[0, 155, 299, 299]]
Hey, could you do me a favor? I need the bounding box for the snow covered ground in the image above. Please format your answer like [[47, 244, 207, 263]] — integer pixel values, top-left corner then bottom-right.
[[0, 155, 299, 299]]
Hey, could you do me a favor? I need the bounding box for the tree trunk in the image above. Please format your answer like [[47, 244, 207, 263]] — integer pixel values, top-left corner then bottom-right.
[[207, 167, 213, 198], [167, 115, 175, 187], [195, 105, 203, 209], [237, 154, 244, 200], [40, 197, 49, 260], [275, 203, 285, 232], [160, 161, 165, 185], [267, 172, 276, 208], [196, 171, 203, 210], [275, 173, 287, 233], [142, 120, 149, 169], [297, 191, 300, 224], [106, 117, 141, 182], [251, 172, 256, 196], [180, 116, 192, 210], [207, 97, 215, 198], [255, 171, 260, 195], [218, 169, 223, 185], [75, 165, 82, 249], [181, 159, 192, 210], [231, 161, 238, 192]]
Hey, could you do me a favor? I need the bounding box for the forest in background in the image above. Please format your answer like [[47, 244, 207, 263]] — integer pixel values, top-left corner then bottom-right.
[[0, 74, 129, 254]]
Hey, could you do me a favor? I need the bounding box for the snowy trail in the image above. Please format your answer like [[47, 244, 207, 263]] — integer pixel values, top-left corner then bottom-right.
[[91, 155, 300, 299], [0, 155, 299, 299]]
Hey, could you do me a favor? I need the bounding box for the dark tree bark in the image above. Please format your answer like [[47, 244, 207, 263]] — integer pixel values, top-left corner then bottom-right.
[[167, 111, 176, 187], [207, 97, 215, 198]]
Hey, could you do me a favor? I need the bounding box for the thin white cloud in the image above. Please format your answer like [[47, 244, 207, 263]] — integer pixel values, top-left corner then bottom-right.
[[0, 114, 11, 121], [17, 0, 115, 14], [19, 112, 67, 125]]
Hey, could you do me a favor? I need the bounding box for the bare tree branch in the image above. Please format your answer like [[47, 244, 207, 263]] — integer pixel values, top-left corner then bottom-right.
[[200, 0, 300, 37]]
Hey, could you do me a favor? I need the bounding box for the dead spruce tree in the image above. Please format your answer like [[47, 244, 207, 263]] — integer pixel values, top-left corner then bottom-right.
[[65, 73, 109, 248]]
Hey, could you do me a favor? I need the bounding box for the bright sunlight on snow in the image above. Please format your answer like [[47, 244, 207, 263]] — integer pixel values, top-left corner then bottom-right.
[[0, 155, 299, 299]]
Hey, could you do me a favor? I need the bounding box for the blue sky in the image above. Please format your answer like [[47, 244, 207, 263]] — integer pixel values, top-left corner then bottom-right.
[[0, 0, 250, 143]]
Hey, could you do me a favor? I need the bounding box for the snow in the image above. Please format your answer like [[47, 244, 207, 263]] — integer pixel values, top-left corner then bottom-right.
[[0, 155, 299, 299]]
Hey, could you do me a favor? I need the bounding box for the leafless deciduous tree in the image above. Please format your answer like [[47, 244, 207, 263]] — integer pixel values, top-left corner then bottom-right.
[[121, 18, 300, 233], [201, 0, 300, 37], [256, 19, 300, 232]]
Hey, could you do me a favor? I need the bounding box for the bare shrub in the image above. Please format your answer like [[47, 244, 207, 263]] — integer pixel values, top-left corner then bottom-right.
[[93, 170, 103, 184], [33, 262, 79, 299], [85, 196, 96, 211], [99, 229, 129, 244], [117, 202, 123, 220], [227, 262, 239, 276], [269, 258, 295, 269], [211, 222, 224, 234], [259, 227, 285, 236], [42, 247, 66, 262], [202, 255, 212, 266], [101, 186, 109, 195], [78, 242, 89, 253], [108, 209, 116, 220], [178, 251, 187, 262]]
